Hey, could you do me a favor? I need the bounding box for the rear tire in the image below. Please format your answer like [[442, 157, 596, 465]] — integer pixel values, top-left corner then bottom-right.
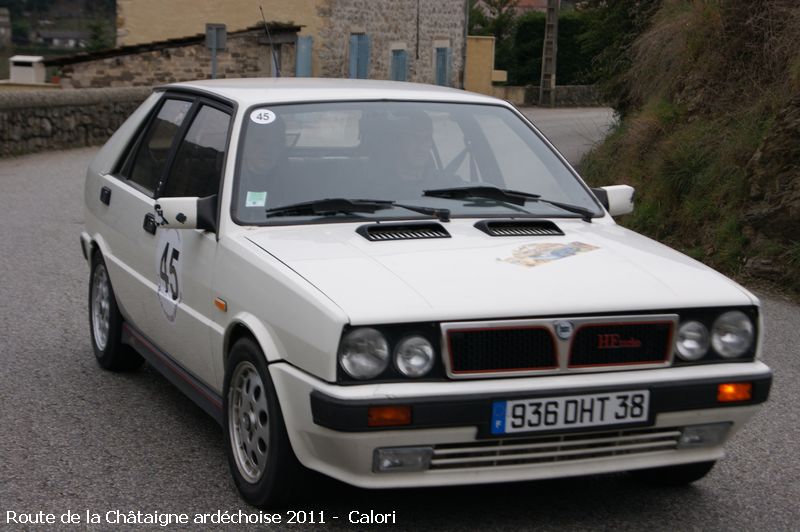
[[89, 252, 143, 371], [632, 460, 716, 486], [223, 337, 306, 507]]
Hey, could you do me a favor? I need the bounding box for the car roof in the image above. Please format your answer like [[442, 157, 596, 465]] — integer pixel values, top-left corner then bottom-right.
[[164, 78, 507, 108]]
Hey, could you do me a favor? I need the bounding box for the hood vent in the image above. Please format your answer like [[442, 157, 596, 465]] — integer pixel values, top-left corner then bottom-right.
[[357, 222, 451, 242], [475, 220, 564, 237]]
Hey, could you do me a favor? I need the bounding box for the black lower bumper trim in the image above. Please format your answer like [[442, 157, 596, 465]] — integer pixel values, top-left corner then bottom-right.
[[310, 372, 772, 437]]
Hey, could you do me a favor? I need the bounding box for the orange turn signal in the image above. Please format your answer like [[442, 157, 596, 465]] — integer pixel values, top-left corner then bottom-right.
[[717, 382, 752, 402], [368, 405, 412, 427], [214, 298, 227, 312]]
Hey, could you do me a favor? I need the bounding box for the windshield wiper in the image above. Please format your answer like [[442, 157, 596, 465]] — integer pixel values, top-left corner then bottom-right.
[[267, 198, 392, 217], [266, 198, 450, 222], [423, 186, 539, 206], [423, 186, 595, 222]]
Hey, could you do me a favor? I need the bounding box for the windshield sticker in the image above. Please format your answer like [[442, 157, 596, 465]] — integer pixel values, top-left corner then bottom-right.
[[245, 191, 268, 207], [501, 242, 599, 268], [250, 109, 276, 125]]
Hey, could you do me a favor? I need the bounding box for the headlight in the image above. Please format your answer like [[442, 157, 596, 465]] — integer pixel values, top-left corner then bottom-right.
[[394, 336, 435, 378], [338, 328, 389, 380], [711, 311, 754, 358], [675, 321, 710, 361]]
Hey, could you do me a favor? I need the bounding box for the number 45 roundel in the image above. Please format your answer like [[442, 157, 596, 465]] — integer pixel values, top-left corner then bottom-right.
[[155, 229, 182, 322]]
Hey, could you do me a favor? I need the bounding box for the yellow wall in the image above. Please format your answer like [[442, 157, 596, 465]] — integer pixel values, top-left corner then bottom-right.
[[117, 0, 324, 73], [464, 35, 496, 95]]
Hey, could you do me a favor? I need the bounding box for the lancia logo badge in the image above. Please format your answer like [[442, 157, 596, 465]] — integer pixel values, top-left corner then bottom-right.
[[554, 321, 574, 340]]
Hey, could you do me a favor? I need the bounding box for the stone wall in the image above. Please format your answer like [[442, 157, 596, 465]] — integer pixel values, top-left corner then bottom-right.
[[482, 85, 604, 107], [54, 29, 295, 89], [0, 87, 151, 157], [318, 0, 466, 86]]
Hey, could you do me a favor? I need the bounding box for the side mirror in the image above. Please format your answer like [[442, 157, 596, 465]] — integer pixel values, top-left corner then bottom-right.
[[592, 185, 635, 217], [154, 195, 218, 232]]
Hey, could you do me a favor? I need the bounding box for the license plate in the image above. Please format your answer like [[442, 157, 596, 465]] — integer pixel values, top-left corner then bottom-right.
[[491, 390, 650, 435]]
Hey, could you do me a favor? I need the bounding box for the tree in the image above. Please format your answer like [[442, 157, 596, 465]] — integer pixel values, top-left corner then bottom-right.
[[86, 20, 110, 51], [577, 0, 662, 114], [469, 0, 520, 72]]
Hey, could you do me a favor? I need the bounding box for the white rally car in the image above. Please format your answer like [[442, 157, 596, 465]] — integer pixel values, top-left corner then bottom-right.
[[81, 79, 771, 507]]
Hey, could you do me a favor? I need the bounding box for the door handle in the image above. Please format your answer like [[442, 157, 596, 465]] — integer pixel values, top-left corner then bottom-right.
[[143, 213, 157, 235], [100, 186, 111, 205]]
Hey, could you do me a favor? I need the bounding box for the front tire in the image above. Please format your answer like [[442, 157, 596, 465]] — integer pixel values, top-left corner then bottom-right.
[[223, 338, 305, 507], [89, 252, 143, 371], [632, 460, 716, 486]]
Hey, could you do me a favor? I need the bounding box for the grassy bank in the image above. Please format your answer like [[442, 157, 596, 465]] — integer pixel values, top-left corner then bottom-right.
[[580, 0, 800, 294]]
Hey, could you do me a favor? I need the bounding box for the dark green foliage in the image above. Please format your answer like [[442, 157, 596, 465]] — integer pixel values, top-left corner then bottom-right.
[[469, 0, 520, 72], [554, 10, 595, 84], [496, 8, 596, 86], [577, 0, 662, 114], [86, 20, 110, 52], [508, 11, 544, 85]]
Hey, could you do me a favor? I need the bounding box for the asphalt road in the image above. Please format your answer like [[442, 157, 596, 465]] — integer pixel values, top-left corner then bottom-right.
[[1, 108, 798, 531], [522, 107, 616, 166]]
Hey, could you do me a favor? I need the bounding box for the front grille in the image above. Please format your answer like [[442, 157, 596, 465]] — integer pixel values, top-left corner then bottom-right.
[[357, 222, 450, 241], [569, 321, 673, 367], [447, 328, 557, 374], [429, 427, 681, 470], [474, 220, 564, 237]]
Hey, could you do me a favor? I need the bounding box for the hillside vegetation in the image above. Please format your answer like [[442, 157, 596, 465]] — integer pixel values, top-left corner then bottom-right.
[[581, 0, 800, 294]]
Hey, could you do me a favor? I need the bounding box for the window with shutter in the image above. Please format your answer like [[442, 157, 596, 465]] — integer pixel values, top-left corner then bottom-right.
[[296, 36, 312, 77], [391, 49, 408, 81], [348, 33, 370, 79]]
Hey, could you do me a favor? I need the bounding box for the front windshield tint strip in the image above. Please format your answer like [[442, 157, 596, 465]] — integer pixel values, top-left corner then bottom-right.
[[232, 100, 603, 226]]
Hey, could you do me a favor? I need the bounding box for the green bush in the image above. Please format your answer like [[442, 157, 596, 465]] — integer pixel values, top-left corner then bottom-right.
[[507, 10, 595, 86]]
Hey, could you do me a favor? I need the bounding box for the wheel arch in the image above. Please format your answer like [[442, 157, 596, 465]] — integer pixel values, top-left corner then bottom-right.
[[84, 233, 111, 263], [223, 313, 284, 368]]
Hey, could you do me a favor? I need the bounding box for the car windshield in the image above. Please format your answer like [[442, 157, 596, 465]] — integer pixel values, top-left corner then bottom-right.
[[232, 101, 602, 224]]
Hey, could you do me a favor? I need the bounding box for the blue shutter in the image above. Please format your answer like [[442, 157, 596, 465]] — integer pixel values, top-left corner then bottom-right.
[[435, 47, 448, 86], [296, 36, 312, 77], [348, 34, 359, 78], [391, 49, 408, 81], [349, 34, 370, 79], [357, 34, 370, 79]]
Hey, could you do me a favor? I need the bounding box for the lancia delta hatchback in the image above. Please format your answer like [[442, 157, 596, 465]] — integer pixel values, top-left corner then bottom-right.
[[81, 78, 771, 507]]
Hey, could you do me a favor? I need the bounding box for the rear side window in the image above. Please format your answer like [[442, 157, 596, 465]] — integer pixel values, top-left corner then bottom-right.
[[127, 99, 192, 192], [162, 105, 231, 198]]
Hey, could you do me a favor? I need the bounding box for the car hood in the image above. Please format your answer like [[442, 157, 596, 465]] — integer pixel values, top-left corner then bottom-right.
[[241, 219, 755, 324]]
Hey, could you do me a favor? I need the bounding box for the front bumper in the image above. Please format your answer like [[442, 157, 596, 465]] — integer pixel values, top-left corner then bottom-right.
[[269, 361, 771, 488]]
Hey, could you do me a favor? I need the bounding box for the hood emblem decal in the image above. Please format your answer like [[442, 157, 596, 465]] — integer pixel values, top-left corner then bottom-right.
[[500, 241, 599, 268]]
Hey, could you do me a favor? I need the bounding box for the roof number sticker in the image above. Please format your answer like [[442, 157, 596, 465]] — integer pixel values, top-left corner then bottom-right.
[[250, 109, 276, 125], [501, 242, 599, 268]]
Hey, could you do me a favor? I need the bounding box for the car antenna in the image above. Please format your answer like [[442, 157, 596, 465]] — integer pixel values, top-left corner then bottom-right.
[[259, 6, 281, 77]]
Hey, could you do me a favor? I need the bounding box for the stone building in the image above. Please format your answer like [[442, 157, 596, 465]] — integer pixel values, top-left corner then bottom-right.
[[115, 0, 467, 87], [45, 24, 300, 89]]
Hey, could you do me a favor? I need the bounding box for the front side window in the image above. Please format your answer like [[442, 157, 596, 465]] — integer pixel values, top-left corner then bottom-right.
[[162, 105, 231, 198], [233, 101, 601, 225], [127, 98, 192, 192]]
